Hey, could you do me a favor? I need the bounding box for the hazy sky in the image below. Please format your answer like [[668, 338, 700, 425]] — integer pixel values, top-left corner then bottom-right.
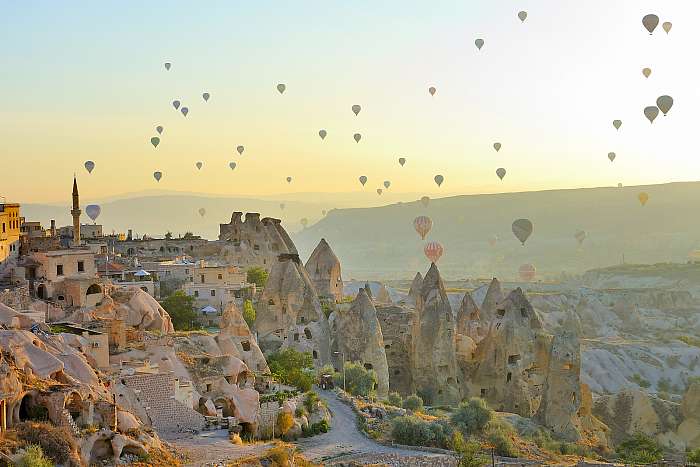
[[2, 1, 698, 203]]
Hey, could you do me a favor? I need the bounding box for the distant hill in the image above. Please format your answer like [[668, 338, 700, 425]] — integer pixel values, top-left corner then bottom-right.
[[294, 182, 700, 280]]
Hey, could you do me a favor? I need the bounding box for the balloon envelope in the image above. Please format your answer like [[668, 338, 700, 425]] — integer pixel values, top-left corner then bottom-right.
[[172, 100, 180, 110], [383, 181, 391, 189], [662, 21, 672, 33], [286, 177, 292, 183], [277, 83, 286, 94], [434, 175, 444, 186], [153, 171, 162, 182], [414, 216, 433, 240], [608, 152, 616, 162], [420, 196, 430, 207], [180, 107, 189, 117], [518, 11, 527, 22], [354, 133, 361, 143], [475, 38, 484, 50], [359, 175, 368, 186], [202, 92, 210, 102], [352, 104, 361, 116], [493, 142, 501, 152], [164, 62, 171, 71], [642, 14, 659, 34], [656, 95, 673, 115], [84, 161, 95, 174], [376, 188, 383, 195], [198, 208, 206, 217], [613, 120, 622, 130], [237, 145, 245, 155], [638, 192, 649, 206], [319, 129, 327, 140], [428, 86, 436, 96], [496, 168, 506, 180], [399, 157, 406, 166], [512, 218, 533, 245], [424, 241, 444, 263], [229, 162, 236, 170], [642, 68, 652, 78], [156, 125, 163, 134], [196, 162, 203, 170], [150, 137, 160, 148], [644, 106, 659, 123], [85, 204, 101, 222]]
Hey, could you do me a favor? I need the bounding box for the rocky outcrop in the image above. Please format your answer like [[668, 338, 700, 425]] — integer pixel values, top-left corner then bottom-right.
[[456, 292, 483, 343], [376, 305, 415, 396], [411, 263, 460, 405], [679, 383, 700, 449], [407, 272, 423, 306], [305, 238, 343, 303], [217, 302, 269, 374], [480, 278, 503, 323], [329, 289, 390, 397], [256, 254, 331, 367], [375, 284, 393, 305]]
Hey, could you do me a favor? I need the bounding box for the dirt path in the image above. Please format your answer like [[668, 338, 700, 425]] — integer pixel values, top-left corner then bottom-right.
[[167, 429, 274, 466]]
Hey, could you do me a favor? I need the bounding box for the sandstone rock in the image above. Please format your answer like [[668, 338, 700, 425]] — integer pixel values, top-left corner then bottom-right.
[[456, 291, 484, 343], [480, 278, 503, 322], [376, 304, 415, 396], [305, 238, 343, 303], [407, 272, 423, 306], [217, 301, 269, 374], [117, 410, 141, 432], [375, 283, 393, 305]]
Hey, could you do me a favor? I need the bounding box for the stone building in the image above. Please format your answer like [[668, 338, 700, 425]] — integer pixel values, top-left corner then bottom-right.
[[0, 202, 21, 281], [305, 238, 343, 303], [182, 261, 253, 312]]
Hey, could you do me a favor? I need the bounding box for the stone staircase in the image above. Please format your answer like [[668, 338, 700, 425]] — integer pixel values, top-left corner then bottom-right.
[[61, 409, 81, 437]]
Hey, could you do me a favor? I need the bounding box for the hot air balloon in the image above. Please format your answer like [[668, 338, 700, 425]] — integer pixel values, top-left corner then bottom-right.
[[277, 83, 286, 94], [420, 196, 430, 207], [359, 175, 368, 186], [618, 183, 623, 188], [353, 133, 362, 143], [424, 241, 444, 263], [428, 86, 436, 96], [181, 107, 189, 117], [493, 142, 501, 152], [202, 92, 210, 102], [319, 129, 327, 140], [377, 188, 383, 195], [644, 106, 659, 123], [352, 105, 361, 116], [662, 21, 672, 34], [608, 152, 616, 162], [153, 171, 162, 182], [434, 175, 444, 186], [84, 161, 95, 174], [642, 68, 652, 78], [384, 181, 391, 189], [164, 62, 171, 71], [150, 137, 160, 148], [300, 218, 308, 228], [399, 157, 406, 166], [519, 264, 536, 282], [575, 230, 587, 246], [656, 95, 673, 116], [172, 100, 181, 110], [642, 14, 660, 34], [496, 168, 506, 180], [488, 235, 498, 247], [280, 203, 285, 210], [196, 162, 203, 170], [475, 38, 484, 50], [237, 146, 244, 155], [286, 177, 292, 183], [613, 120, 622, 130], [156, 125, 163, 134], [198, 208, 206, 217], [518, 11, 527, 22], [413, 216, 433, 240], [638, 192, 649, 206], [85, 204, 101, 222], [512, 218, 533, 245], [229, 162, 236, 170]]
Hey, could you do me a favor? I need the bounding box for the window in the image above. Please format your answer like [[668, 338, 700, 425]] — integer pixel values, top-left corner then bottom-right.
[[520, 307, 528, 318], [194, 291, 199, 298], [312, 350, 318, 359], [56, 264, 64, 276], [210, 289, 216, 296], [241, 341, 251, 351], [508, 354, 521, 365], [217, 274, 223, 280], [200, 274, 205, 283], [481, 388, 488, 397], [77, 261, 85, 272], [294, 333, 299, 341], [185, 269, 189, 274]]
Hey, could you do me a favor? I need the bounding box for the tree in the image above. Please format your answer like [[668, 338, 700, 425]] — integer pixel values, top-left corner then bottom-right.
[[183, 231, 195, 239], [615, 432, 663, 464], [402, 394, 424, 412], [164, 231, 173, 240], [334, 362, 376, 397], [246, 267, 269, 288], [688, 447, 700, 464], [243, 299, 256, 328], [267, 348, 316, 391], [161, 291, 198, 330], [451, 398, 494, 435]]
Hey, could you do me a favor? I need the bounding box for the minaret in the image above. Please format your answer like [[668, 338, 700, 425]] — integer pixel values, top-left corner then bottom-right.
[[71, 176, 81, 247]]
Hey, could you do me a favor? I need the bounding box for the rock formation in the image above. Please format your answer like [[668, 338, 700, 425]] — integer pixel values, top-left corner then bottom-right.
[[406, 272, 423, 306], [376, 304, 415, 396], [375, 283, 393, 305], [305, 238, 343, 303], [217, 301, 270, 374], [329, 288, 390, 397], [480, 278, 503, 322]]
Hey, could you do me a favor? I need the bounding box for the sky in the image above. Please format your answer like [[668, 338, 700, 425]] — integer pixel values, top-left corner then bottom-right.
[[2, 1, 699, 204]]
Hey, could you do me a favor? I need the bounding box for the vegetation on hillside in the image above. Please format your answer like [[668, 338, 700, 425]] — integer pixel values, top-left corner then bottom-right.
[[267, 348, 315, 391], [246, 267, 269, 288], [161, 291, 198, 331]]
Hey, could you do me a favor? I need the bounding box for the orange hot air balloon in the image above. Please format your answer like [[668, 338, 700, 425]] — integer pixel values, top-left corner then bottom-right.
[[413, 216, 433, 240], [424, 241, 444, 263], [519, 264, 536, 281], [638, 192, 649, 206]]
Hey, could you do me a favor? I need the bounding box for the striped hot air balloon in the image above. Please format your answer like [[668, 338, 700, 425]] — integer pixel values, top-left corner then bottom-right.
[[424, 241, 444, 263], [413, 216, 433, 240]]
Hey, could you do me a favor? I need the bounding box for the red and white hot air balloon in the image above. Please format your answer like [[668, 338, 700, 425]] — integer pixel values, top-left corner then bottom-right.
[[519, 264, 536, 282], [413, 216, 433, 240], [424, 241, 444, 263]]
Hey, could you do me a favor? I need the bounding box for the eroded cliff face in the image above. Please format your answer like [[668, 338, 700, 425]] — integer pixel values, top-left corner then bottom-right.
[[329, 288, 390, 397], [305, 238, 343, 303], [255, 254, 330, 367], [217, 302, 270, 374]]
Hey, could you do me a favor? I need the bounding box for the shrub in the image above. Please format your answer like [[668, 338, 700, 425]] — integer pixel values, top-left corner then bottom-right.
[[276, 412, 294, 436], [246, 267, 269, 288], [486, 420, 518, 457], [267, 348, 316, 391], [387, 392, 403, 407], [391, 416, 435, 447], [335, 362, 377, 397], [14, 445, 54, 467], [13, 422, 77, 466], [304, 391, 320, 413], [402, 394, 424, 412], [264, 445, 290, 465], [631, 373, 651, 388], [428, 419, 455, 449], [242, 300, 256, 328], [295, 406, 305, 418], [161, 291, 198, 331], [452, 432, 488, 467], [451, 398, 494, 435], [688, 447, 700, 464], [615, 432, 662, 464]]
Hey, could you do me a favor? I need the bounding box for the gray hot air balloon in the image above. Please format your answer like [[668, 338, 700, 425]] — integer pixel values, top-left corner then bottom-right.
[[512, 218, 533, 245], [172, 100, 181, 110], [399, 157, 406, 166], [496, 168, 506, 180], [662, 22, 672, 34], [164, 62, 171, 71], [229, 162, 236, 170], [642, 68, 652, 78], [353, 133, 362, 143], [196, 161, 203, 170], [153, 171, 162, 182], [84, 161, 95, 174], [383, 180, 391, 189], [319, 129, 327, 140], [85, 205, 101, 222], [434, 175, 444, 186], [642, 14, 659, 34], [608, 152, 616, 162], [656, 95, 673, 116], [475, 38, 484, 50], [420, 196, 430, 207], [198, 208, 206, 217], [352, 104, 361, 116], [237, 145, 244, 155], [202, 92, 210, 102], [644, 106, 660, 123], [359, 175, 368, 186], [286, 176, 292, 183], [277, 83, 286, 94], [428, 86, 436, 96], [613, 120, 622, 130], [180, 107, 189, 117], [493, 142, 501, 152], [376, 188, 383, 195], [150, 136, 160, 148], [518, 11, 527, 22], [156, 125, 163, 134]]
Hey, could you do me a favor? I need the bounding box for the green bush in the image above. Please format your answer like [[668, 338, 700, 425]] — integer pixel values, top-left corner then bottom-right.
[[688, 447, 700, 464], [429, 419, 455, 449], [335, 362, 377, 397], [452, 432, 488, 467], [615, 432, 662, 464], [387, 392, 403, 407], [451, 398, 494, 435], [246, 267, 269, 288], [242, 299, 256, 328], [402, 394, 424, 412], [15, 445, 54, 467], [304, 391, 320, 413], [391, 416, 435, 447], [267, 348, 316, 391], [161, 291, 198, 331], [486, 420, 519, 457], [13, 422, 77, 466], [631, 373, 651, 388]]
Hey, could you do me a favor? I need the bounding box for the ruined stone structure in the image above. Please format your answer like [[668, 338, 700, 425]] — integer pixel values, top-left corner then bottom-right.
[[305, 238, 343, 303]]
